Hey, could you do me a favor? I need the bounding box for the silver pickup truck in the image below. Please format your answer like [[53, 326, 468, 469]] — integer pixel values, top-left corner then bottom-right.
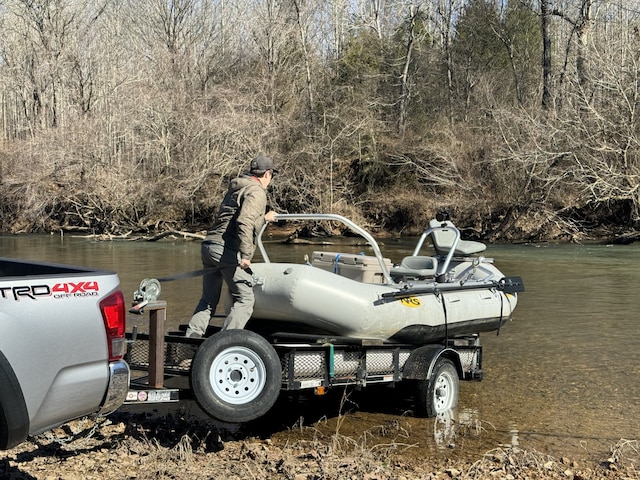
[[0, 257, 130, 450]]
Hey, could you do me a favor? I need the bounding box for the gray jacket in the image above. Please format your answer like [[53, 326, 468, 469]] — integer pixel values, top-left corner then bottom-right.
[[204, 175, 267, 264]]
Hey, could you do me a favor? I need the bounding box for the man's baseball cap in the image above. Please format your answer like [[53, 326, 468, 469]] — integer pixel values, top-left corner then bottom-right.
[[250, 153, 278, 174]]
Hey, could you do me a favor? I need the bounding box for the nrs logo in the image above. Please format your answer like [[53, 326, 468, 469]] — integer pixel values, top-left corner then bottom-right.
[[399, 296, 422, 308]]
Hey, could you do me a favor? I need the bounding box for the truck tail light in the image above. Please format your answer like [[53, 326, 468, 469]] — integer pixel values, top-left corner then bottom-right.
[[100, 290, 127, 362]]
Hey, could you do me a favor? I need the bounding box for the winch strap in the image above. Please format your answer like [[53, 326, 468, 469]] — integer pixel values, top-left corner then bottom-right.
[[157, 266, 223, 283]]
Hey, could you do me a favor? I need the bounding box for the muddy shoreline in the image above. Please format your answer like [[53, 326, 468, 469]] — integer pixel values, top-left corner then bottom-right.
[[2, 408, 637, 480]]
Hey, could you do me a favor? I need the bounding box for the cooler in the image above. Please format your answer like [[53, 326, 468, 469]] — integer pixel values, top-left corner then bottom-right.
[[311, 251, 392, 284]]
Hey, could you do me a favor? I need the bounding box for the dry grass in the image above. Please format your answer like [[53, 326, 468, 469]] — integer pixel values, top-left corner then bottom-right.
[[1, 412, 637, 480]]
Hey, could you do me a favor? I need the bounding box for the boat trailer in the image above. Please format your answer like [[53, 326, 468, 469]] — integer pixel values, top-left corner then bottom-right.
[[124, 299, 484, 423]]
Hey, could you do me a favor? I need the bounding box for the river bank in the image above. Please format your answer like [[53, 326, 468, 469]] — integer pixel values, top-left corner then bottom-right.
[[70, 218, 640, 247], [1, 412, 637, 480]]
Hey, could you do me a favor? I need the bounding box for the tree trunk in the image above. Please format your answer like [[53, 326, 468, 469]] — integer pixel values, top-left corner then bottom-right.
[[575, 0, 594, 91], [293, 0, 316, 130], [541, 0, 552, 110], [398, 6, 417, 136]]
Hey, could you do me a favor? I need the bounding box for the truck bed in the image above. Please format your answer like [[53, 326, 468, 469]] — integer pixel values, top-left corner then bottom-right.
[[0, 257, 129, 450], [0, 257, 108, 277]]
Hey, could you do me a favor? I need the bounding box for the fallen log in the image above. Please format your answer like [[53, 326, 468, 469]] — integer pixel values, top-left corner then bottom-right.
[[610, 231, 640, 245], [142, 230, 205, 242]]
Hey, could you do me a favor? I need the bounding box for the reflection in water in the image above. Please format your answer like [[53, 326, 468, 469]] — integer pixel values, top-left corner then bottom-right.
[[431, 406, 525, 454], [2, 235, 639, 461], [509, 422, 520, 447], [433, 408, 481, 449], [433, 410, 456, 448]]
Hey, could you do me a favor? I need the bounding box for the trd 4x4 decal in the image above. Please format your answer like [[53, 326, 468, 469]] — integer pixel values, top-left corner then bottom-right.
[[0, 281, 100, 300]]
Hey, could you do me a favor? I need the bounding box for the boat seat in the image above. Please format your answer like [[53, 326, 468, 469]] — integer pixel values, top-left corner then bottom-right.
[[391, 256, 438, 280], [429, 219, 486, 256]]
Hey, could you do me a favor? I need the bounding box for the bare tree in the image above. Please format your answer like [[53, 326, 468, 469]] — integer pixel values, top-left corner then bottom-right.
[[398, 5, 419, 135], [431, 0, 462, 124], [292, 0, 317, 128], [0, 0, 89, 133], [541, 0, 552, 109], [553, 0, 597, 99]]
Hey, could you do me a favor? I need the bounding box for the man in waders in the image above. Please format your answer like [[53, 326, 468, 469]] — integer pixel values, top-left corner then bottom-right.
[[185, 153, 278, 338]]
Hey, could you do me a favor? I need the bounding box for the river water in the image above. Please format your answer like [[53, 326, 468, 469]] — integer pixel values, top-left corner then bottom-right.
[[1, 232, 639, 463]]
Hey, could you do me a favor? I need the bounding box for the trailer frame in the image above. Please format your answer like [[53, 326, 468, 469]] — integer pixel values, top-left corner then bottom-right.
[[124, 302, 483, 419]]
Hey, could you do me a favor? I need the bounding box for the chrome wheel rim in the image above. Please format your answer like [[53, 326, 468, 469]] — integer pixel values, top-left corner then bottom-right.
[[209, 346, 267, 405]]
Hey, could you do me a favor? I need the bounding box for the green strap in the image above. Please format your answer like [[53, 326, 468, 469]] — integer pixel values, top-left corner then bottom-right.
[[327, 343, 334, 378]]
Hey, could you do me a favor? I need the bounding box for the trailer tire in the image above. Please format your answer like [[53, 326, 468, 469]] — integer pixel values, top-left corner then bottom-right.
[[416, 357, 459, 417], [190, 330, 282, 423]]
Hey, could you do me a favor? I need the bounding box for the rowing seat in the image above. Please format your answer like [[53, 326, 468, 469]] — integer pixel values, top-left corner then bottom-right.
[[429, 220, 486, 257], [391, 255, 438, 281]]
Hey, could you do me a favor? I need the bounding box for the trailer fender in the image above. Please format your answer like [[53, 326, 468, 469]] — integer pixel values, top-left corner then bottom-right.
[[402, 346, 462, 381], [0, 351, 30, 450]]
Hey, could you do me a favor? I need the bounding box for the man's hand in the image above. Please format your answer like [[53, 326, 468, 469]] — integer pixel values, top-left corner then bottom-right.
[[239, 258, 251, 269], [264, 211, 278, 222]]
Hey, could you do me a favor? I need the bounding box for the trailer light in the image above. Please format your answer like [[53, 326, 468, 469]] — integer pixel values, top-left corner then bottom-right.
[[100, 290, 127, 362]]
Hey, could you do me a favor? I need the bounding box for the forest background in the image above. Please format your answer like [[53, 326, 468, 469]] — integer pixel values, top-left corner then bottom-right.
[[0, 0, 639, 243]]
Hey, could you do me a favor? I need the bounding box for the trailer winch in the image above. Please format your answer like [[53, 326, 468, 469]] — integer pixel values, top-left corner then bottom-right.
[[129, 278, 162, 314]]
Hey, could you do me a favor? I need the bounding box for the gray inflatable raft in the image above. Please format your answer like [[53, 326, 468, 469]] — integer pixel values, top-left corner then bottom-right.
[[249, 214, 523, 344]]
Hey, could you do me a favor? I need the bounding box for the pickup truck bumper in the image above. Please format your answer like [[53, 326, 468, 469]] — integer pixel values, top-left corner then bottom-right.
[[97, 360, 130, 415]]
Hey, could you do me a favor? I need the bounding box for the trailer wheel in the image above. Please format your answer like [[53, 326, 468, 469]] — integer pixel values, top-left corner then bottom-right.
[[416, 357, 459, 417], [190, 330, 282, 423]]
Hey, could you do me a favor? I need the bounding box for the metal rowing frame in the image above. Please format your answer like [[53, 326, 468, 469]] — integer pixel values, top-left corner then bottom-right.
[[256, 213, 463, 285]]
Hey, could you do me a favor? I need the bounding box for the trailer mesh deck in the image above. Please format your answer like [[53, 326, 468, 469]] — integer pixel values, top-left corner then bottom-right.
[[275, 344, 414, 389], [125, 334, 196, 375], [125, 332, 482, 388]]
